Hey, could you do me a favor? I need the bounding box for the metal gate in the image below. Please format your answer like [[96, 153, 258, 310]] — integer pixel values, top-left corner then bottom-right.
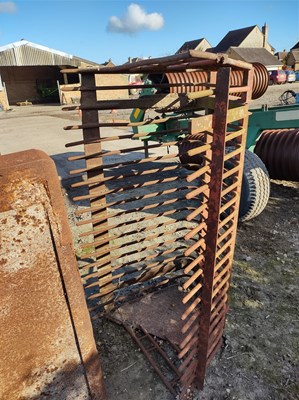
[[62, 51, 256, 397]]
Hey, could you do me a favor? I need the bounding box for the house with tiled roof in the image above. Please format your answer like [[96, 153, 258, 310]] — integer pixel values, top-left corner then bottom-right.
[[275, 51, 288, 63], [227, 47, 282, 71], [210, 24, 274, 54], [286, 42, 299, 69], [208, 24, 281, 70], [176, 38, 211, 54]]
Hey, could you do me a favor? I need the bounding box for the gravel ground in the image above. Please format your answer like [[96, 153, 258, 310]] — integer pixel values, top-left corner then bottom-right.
[[91, 82, 299, 400]]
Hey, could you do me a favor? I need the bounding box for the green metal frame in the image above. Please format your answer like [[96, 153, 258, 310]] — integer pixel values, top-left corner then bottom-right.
[[131, 103, 299, 151], [247, 104, 299, 149]]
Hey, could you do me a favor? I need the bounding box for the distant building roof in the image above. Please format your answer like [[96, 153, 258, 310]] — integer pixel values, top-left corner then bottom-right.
[[211, 26, 256, 53], [290, 50, 299, 62], [176, 38, 211, 54], [291, 41, 299, 50], [275, 51, 288, 61], [102, 59, 115, 67], [0, 40, 98, 67], [229, 47, 282, 67]]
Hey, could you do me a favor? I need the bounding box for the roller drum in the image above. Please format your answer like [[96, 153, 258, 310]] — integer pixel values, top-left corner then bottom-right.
[[157, 62, 269, 99], [254, 129, 299, 181]]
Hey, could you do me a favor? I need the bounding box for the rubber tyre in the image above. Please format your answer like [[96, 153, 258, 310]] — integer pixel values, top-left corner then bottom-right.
[[239, 150, 270, 222], [178, 134, 205, 166]]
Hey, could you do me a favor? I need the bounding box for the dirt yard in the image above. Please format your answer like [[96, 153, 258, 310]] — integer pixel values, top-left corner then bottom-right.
[[1, 82, 298, 400], [91, 167, 299, 399], [92, 84, 299, 400]]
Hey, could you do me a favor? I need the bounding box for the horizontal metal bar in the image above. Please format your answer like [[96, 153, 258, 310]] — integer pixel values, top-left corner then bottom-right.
[[186, 144, 211, 157], [183, 254, 204, 274], [222, 165, 240, 181], [182, 282, 203, 304], [221, 181, 239, 198], [84, 225, 187, 259], [215, 238, 233, 259], [182, 268, 203, 290], [70, 152, 179, 176], [184, 237, 205, 257], [80, 220, 185, 251], [87, 257, 178, 290], [62, 81, 215, 92], [212, 275, 230, 299], [219, 196, 237, 215], [213, 263, 231, 286], [178, 334, 199, 359], [215, 252, 232, 274], [75, 186, 190, 216], [74, 175, 186, 202], [186, 164, 210, 183], [218, 210, 237, 230], [77, 196, 192, 227], [223, 146, 242, 162], [217, 225, 235, 246], [225, 128, 246, 142], [184, 221, 207, 241], [182, 311, 200, 334], [68, 140, 180, 162], [179, 322, 200, 350], [82, 245, 186, 278], [186, 183, 209, 200], [186, 202, 208, 221], [71, 164, 184, 188], [181, 297, 201, 322], [79, 207, 188, 238]]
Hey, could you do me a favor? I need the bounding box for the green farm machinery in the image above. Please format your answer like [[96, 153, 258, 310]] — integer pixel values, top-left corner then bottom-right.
[[130, 79, 299, 222]]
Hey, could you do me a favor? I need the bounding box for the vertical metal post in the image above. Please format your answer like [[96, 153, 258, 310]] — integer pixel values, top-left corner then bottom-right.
[[80, 73, 114, 309], [195, 67, 231, 388]]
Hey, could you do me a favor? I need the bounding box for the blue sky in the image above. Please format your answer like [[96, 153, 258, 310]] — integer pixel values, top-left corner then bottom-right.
[[0, 0, 298, 65]]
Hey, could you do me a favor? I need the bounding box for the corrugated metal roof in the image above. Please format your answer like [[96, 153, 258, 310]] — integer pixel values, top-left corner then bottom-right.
[[0, 40, 98, 67]]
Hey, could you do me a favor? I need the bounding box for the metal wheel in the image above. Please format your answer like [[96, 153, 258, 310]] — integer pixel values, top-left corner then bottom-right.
[[279, 90, 296, 105]]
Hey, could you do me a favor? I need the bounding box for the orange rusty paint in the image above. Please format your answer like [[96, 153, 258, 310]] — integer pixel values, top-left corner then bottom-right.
[[0, 150, 106, 400]]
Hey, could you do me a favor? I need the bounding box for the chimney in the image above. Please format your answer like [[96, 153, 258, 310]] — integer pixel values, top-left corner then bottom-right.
[[262, 23, 268, 48]]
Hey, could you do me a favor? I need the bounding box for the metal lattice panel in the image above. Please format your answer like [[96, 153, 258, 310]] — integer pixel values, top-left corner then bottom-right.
[[62, 51, 254, 398]]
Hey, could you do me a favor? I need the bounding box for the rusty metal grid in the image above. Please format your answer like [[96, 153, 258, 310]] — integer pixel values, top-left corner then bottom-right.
[[62, 52, 254, 398]]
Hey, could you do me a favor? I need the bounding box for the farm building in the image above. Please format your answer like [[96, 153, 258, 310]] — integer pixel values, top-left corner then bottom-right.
[[0, 40, 128, 108]]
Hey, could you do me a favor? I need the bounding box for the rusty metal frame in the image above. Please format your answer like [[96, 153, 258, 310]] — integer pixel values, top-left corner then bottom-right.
[[0, 150, 106, 400], [61, 51, 255, 398]]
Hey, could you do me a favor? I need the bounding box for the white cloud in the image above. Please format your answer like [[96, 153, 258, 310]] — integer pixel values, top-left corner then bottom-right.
[[0, 2, 16, 13], [107, 3, 164, 34]]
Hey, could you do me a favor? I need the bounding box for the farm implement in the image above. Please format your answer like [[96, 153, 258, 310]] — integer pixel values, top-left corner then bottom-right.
[[130, 76, 299, 221]]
